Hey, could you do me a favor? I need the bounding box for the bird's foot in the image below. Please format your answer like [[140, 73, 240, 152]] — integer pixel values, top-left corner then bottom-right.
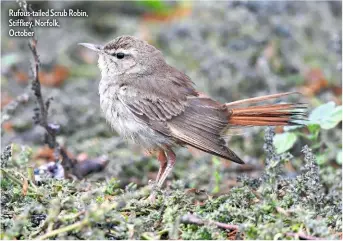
[[148, 179, 158, 190], [147, 179, 160, 202], [147, 191, 157, 202]]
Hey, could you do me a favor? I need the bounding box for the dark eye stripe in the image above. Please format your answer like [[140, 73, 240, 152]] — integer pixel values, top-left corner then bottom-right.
[[105, 50, 116, 56], [106, 51, 127, 59]]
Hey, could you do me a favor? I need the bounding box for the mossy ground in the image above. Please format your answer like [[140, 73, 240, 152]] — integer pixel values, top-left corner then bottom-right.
[[1, 128, 341, 239]]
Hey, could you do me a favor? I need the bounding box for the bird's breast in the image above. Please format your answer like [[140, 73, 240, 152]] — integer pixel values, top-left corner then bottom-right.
[[100, 92, 141, 137], [98, 78, 174, 149]]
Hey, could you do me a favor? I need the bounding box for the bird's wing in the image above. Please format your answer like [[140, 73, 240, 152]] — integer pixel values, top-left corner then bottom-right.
[[117, 66, 197, 135], [167, 97, 244, 164], [118, 67, 244, 164], [122, 96, 186, 122]]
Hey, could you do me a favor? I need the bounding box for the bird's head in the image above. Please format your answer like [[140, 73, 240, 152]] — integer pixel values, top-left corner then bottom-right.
[[79, 35, 165, 77]]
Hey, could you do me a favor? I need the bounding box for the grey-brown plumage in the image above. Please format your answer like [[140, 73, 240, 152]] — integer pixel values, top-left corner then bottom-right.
[[79, 36, 307, 197]]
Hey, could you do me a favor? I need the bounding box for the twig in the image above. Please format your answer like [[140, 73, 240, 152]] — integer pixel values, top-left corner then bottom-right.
[[157, 229, 169, 236], [46, 222, 54, 233], [0, 169, 40, 195], [35, 219, 89, 240], [59, 210, 86, 222], [286, 232, 323, 240], [17, 0, 74, 171], [18, 0, 59, 149], [141, 233, 155, 240], [34, 201, 120, 240], [30, 205, 85, 238], [29, 220, 49, 239], [180, 214, 322, 240], [180, 214, 239, 231]]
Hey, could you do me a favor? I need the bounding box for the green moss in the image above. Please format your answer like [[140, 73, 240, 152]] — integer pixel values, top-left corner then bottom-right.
[[1, 136, 342, 240]]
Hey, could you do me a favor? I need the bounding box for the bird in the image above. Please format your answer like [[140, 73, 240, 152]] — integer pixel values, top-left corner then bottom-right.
[[79, 35, 307, 198]]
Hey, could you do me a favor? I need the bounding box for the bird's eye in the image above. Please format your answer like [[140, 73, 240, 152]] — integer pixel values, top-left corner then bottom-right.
[[116, 53, 125, 59]]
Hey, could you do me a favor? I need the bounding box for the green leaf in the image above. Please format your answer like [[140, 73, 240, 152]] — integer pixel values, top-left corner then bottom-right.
[[307, 123, 321, 141], [273, 132, 298, 154], [309, 102, 342, 130], [336, 150, 342, 165], [135, 1, 171, 14], [307, 123, 320, 134]]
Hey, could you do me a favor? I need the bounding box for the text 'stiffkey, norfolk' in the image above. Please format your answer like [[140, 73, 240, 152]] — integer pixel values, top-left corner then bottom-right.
[[9, 19, 60, 28]]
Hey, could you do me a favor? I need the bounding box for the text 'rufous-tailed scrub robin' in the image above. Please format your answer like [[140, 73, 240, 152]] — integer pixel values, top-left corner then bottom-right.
[[79, 36, 307, 198]]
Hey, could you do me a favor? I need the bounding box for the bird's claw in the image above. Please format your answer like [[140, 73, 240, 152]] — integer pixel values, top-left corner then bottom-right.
[[147, 192, 157, 202], [147, 179, 160, 202]]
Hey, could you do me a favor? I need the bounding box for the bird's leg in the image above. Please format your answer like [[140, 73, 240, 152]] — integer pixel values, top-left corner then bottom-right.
[[148, 149, 167, 201], [157, 148, 176, 188], [148, 148, 176, 202], [156, 149, 167, 182]]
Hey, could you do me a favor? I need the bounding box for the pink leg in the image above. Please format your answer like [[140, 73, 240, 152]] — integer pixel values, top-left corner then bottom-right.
[[148, 149, 167, 201], [157, 149, 176, 188], [148, 148, 176, 202], [156, 150, 167, 182]]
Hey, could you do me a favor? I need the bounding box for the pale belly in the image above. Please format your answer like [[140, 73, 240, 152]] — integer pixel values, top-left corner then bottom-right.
[[100, 95, 172, 150]]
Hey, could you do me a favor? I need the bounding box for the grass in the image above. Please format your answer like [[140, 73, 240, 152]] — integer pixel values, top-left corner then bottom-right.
[[1, 128, 341, 240]]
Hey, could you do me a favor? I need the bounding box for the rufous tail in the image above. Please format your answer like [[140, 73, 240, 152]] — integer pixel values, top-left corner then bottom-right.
[[226, 92, 308, 127]]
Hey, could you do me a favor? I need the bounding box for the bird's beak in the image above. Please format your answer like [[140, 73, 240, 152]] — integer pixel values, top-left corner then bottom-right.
[[78, 43, 103, 53]]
